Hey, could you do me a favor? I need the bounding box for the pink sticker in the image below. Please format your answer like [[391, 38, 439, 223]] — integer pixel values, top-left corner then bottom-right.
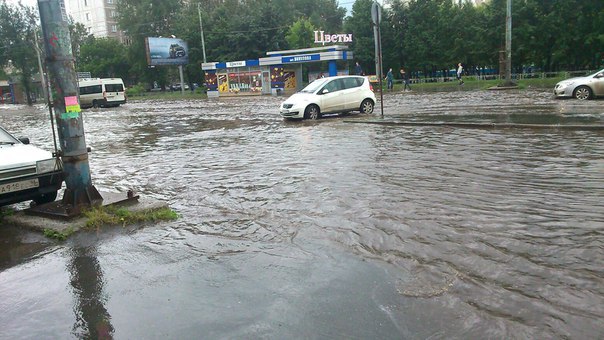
[[65, 96, 78, 106]]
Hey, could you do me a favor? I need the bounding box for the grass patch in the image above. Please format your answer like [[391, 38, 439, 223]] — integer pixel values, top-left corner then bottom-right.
[[128, 87, 207, 100], [44, 227, 75, 241], [83, 205, 178, 229]]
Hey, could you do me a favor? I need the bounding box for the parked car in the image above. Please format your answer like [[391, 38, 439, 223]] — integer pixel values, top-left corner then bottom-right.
[[0, 126, 63, 207], [554, 68, 604, 100], [280, 75, 376, 120]]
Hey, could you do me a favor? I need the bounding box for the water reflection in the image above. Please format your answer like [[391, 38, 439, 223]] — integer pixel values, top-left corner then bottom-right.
[[68, 244, 114, 339]]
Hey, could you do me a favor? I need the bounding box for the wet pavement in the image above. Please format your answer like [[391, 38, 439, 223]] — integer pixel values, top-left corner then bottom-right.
[[1, 89, 603, 338]]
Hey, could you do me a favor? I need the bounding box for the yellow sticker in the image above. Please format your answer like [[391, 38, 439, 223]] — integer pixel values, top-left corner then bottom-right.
[[66, 104, 81, 113]]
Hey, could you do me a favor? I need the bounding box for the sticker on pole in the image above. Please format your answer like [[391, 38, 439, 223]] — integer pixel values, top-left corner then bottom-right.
[[65, 96, 81, 114]]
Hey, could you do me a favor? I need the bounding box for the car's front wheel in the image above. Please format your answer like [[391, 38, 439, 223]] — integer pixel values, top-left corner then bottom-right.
[[92, 100, 100, 108], [360, 99, 374, 114], [574, 86, 592, 100], [304, 105, 321, 120], [33, 191, 57, 205]]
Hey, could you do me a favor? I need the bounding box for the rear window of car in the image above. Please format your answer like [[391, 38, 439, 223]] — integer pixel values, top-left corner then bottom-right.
[[105, 84, 124, 92], [342, 77, 363, 89]]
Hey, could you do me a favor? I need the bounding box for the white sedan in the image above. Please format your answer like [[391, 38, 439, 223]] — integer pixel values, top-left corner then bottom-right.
[[554, 69, 604, 100], [0, 126, 63, 206]]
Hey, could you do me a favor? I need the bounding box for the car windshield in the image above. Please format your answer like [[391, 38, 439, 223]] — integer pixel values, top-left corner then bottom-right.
[[0, 126, 19, 144], [300, 78, 330, 93]]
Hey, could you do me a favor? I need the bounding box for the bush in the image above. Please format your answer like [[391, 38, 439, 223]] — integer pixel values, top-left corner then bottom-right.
[[126, 83, 147, 97]]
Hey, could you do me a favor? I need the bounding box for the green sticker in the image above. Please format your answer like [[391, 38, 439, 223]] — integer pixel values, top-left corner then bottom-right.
[[60, 111, 79, 119]]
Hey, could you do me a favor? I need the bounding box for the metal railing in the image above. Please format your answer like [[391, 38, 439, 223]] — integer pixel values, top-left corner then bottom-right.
[[402, 70, 597, 85]]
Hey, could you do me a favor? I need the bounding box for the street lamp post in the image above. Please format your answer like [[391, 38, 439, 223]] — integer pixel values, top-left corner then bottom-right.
[[197, 2, 207, 64]]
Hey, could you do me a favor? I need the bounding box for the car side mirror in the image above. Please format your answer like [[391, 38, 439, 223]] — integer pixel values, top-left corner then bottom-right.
[[321, 89, 330, 94], [596, 73, 604, 78], [18, 137, 30, 144]]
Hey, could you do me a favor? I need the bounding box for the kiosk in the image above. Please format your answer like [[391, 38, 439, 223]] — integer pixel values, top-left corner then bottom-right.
[[202, 45, 353, 98]]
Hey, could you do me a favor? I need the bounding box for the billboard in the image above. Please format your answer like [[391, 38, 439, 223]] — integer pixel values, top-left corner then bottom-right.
[[145, 37, 189, 66]]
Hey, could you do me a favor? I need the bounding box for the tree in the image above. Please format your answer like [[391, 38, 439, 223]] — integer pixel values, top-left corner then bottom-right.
[[117, 0, 183, 87], [78, 37, 130, 78], [0, 1, 40, 105], [344, 0, 376, 75], [69, 19, 94, 70], [286, 18, 317, 49]]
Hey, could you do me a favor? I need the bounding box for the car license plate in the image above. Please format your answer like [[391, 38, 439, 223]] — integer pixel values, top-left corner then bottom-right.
[[0, 178, 39, 194]]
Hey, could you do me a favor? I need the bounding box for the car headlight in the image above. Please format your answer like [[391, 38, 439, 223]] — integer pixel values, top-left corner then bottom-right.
[[557, 81, 574, 88], [36, 158, 61, 174]]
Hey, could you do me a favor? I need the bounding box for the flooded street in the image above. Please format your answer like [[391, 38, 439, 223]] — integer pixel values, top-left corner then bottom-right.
[[1, 90, 603, 338]]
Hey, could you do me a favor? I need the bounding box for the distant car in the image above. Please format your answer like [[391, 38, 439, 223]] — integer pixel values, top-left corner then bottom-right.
[[280, 75, 376, 120], [169, 44, 186, 58], [554, 68, 604, 100], [0, 126, 63, 207]]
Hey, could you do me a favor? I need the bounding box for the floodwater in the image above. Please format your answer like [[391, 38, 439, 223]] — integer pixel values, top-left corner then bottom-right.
[[1, 89, 603, 339]]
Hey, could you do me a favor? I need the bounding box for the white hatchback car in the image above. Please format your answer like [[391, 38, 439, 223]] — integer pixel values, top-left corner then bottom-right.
[[280, 75, 376, 120], [0, 126, 63, 207], [554, 68, 604, 100]]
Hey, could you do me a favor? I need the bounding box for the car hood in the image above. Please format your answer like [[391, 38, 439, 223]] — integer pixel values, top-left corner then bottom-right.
[[0, 144, 53, 170], [283, 92, 316, 104]]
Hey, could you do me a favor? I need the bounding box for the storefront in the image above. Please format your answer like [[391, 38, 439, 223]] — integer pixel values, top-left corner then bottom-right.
[[202, 45, 353, 98]]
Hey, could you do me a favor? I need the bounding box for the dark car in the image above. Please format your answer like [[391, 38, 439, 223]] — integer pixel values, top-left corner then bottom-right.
[[0, 126, 63, 206], [169, 44, 186, 58]]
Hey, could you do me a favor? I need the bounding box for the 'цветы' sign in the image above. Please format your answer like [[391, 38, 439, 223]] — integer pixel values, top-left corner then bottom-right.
[[314, 31, 353, 45]]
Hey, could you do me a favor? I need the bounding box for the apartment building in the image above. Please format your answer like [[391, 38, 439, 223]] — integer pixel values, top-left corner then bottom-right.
[[66, 0, 129, 44]]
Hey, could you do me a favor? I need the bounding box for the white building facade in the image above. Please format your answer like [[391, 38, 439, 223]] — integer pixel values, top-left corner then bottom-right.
[[66, 0, 128, 44]]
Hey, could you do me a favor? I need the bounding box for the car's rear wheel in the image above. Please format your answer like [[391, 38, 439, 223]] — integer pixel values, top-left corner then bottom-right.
[[574, 86, 592, 100], [304, 105, 321, 120], [33, 191, 57, 205], [360, 99, 374, 114]]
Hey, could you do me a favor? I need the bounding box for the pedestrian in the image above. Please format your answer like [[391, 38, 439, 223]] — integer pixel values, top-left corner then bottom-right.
[[385, 68, 393, 90], [355, 62, 363, 76], [400, 67, 411, 91], [457, 62, 464, 85]]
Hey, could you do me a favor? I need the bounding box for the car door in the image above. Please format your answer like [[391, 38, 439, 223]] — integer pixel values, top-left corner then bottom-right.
[[339, 77, 362, 110], [592, 71, 604, 96], [318, 79, 344, 113]]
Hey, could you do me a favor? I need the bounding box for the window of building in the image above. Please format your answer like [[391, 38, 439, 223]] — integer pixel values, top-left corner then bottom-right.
[[111, 25, 117, 32], [84, 0, 88, 6], [85, 13, 90, 21], [111, 10, 116, 17], [107, 0, 113, 3]]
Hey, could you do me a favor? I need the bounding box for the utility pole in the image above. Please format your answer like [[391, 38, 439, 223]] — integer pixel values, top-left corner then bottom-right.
[[38, 0, 102, 215], [372, 1, 384, 118], [504, 0, 514, 86], [197, 2, 207, 63]]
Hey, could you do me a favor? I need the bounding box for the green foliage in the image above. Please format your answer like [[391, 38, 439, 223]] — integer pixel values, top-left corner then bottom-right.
[[286, 18, 316, 49], [126, 83, 147, 97], [43, 227, 75, 241], [0, 2, 39, 105], [78, 37, 130, 78]]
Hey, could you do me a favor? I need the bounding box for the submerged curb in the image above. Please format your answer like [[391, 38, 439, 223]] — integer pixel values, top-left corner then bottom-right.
[[344, 120, 604, 130]]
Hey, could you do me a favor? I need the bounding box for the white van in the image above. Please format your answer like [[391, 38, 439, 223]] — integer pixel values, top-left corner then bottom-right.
[[78, 78, 127, 108]]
